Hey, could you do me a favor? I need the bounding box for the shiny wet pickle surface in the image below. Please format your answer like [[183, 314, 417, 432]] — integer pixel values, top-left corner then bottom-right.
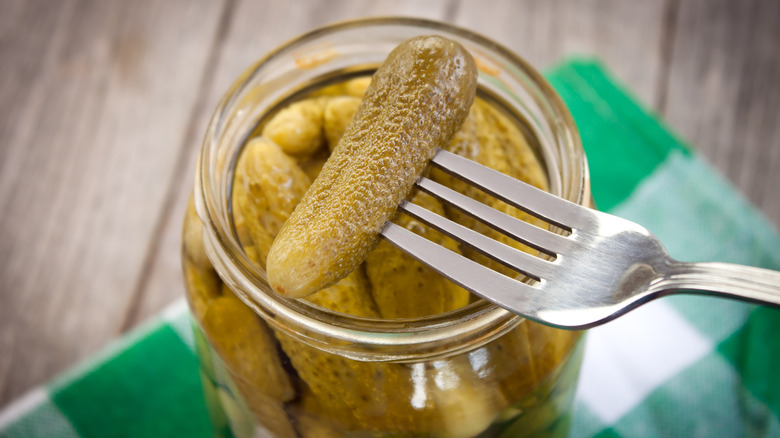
[[266, 35, 478, 299]]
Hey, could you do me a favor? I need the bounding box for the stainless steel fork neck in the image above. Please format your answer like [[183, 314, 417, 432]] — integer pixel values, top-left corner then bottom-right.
[[648, 260, 780, 308]]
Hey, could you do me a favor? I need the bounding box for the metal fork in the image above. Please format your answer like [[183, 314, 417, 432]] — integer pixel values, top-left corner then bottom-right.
[[380, 149, 780, 330]]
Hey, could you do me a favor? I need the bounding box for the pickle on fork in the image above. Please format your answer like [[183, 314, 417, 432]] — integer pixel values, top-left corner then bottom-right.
[[267, 35, 478, 298]]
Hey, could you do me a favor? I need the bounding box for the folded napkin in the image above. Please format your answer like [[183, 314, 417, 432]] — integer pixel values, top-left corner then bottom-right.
[[1, 60, 778, 438]]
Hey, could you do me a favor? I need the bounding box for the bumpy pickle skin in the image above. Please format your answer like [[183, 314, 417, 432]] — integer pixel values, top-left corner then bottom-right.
[[201, 292, 295, 402], [264, 246, 434, 434], [199, 292, 299, 437], [304, 267, 380, 317], [230, 128, 448, 434], [230, 129, 421, 434], [273, 210, 501, 437], [184, 200, 289, 437], [231, 135, 380, 316], [277, 339, 420, 433], [440, 99, 549, 243], [261, 97, 327, 158], [216, 358, 298, 438], [479, 100, 548, 190], [267, 35, 478, 298], [321, 97, 471, 318], [436, 99, 549, 293], [274, 279, 419, 433], [321, 94, 470, 318], [365, 191, 470, 318], [323, 96, 361, 151], [232, 136, 312, 267]]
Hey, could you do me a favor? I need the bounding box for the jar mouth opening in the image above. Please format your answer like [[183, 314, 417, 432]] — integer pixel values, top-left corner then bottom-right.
[[195, 17, 588, 360]]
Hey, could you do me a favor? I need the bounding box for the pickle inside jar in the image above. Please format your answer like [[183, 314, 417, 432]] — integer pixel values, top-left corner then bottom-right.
[[183, 47, 581, 436]]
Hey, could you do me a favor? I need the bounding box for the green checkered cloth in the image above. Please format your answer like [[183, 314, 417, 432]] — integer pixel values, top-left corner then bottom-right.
[[1, 60, 778, 438]]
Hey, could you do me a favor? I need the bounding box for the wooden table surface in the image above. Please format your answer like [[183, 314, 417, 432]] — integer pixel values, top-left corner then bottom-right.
[[1, 0, 778, 408]]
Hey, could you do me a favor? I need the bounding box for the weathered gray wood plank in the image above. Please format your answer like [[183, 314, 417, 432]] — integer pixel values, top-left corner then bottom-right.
[[661, 0, 780, 227], [454, 0, 669, 107], [0, 0, 226, 406]]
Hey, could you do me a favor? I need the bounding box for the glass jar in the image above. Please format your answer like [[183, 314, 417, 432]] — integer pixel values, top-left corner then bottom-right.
[[182, 17, 590, 438]]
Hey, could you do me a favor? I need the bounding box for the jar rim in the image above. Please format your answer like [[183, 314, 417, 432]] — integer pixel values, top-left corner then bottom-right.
[[195, 17, 589, 361]]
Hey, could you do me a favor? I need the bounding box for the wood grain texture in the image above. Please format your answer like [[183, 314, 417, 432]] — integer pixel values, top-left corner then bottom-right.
[[454, 0, 669, 106], [661, 0, 780, 227], [0, 0, 226, 406], [1, 0, 778, 411]]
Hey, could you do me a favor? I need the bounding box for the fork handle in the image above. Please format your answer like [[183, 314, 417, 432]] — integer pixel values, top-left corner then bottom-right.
[[659, 262, 780, 307]]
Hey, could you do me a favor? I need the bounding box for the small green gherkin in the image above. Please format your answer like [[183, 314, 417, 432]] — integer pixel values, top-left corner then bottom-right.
[[365, 191, 471, 318], [267, 35, 478, 298]]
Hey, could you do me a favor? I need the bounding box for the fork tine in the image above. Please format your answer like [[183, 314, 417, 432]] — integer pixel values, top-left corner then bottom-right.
[[431, 149, 589, 230], [380, 222, 545, 318], [398, 200, 554, 281], [415, 176, 572, 256]]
